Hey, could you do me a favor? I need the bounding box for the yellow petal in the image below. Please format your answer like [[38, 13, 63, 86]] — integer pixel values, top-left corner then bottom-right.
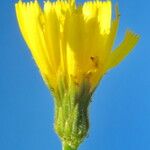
[[15, 1, 55, 88], [97, 0, 112, 34], [104, 4, 120, 57], [105, 30, 140, 70], [65, 7, 85, 79], [43, 1, 61, 71]]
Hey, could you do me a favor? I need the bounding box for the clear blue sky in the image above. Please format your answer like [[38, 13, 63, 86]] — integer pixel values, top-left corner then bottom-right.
[[0, 0, 149, 150]]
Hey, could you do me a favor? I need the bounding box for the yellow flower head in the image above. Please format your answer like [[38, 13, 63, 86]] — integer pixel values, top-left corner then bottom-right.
[[15, 1, 140, 147], [15, 0, 139, 93]]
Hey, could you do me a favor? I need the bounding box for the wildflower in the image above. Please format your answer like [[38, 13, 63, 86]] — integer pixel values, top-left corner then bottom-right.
[[15, 0, 139, 149]]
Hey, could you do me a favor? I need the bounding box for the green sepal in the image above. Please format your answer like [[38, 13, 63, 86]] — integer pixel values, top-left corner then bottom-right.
[[54, 78, 92, 149]]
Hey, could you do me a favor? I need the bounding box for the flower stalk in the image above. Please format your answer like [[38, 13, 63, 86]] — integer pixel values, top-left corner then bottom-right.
[[63, 142, 77, 150]]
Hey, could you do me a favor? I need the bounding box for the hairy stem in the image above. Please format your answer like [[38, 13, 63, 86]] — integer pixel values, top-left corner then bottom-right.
[[62, 142, 78, 150]]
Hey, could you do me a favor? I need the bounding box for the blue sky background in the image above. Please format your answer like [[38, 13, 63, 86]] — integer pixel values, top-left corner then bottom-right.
[[0, 0, 149, 150]]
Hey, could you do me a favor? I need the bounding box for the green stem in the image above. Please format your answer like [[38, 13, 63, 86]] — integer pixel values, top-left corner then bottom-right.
[[62, 142, 78, 150]]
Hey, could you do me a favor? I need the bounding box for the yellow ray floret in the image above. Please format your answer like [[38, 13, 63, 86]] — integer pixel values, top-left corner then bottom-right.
[[105, 31, 140, 70], [15, 0, 139, 92]]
